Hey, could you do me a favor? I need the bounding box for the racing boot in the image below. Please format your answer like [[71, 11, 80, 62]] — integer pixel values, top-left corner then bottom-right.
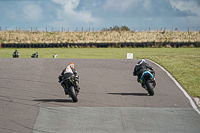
[[151, 77, 156, 87], [139, 79, 145, 88], [61, 82, 68, 95]]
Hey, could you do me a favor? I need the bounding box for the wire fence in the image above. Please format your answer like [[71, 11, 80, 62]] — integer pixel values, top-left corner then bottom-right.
[[0, 27, 200, 32]]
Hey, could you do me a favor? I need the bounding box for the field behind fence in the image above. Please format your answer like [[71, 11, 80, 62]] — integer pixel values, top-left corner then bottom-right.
[[0, 27, 200, 47]]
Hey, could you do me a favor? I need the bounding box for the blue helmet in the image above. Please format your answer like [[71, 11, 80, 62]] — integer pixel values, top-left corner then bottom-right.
[[139, 59, 146, 63]]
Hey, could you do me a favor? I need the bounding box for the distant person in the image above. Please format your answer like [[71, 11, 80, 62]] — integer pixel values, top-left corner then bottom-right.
[[35, 52, 38, 58], [13, 50, 19, 58], [31, 52, 38, 58], [133, 59, 155, 87], [52, 54, 57, 58], [58, 63, 80, 94]]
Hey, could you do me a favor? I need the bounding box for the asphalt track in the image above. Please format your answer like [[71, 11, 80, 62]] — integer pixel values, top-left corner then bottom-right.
[[0, 58, 199, 133]]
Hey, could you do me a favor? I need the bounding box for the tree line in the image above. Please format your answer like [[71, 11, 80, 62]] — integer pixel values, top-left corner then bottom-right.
[[101, 25, 130, 31]]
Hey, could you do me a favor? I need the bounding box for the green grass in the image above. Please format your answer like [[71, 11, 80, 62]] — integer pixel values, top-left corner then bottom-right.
[[0, 47, 200, 98]]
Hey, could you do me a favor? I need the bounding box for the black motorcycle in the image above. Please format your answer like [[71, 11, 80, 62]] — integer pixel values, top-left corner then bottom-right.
[[141, 70, 156, 96], [13, 50, 19, 58], [61, 74, 78, 102], [31, 52, 38, 58]]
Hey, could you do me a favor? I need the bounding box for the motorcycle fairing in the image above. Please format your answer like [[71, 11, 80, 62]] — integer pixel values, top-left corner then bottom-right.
[[141, 71, 154, 81]]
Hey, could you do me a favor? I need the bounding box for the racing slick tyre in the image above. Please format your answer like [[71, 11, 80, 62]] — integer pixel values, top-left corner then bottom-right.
[[69, 86, 78, 102], [145, 80, 154, 96]]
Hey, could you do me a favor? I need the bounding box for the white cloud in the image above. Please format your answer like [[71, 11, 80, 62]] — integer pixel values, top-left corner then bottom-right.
[[104, 0, 142, 11], [169, 0, 200, 16], [92, 1, 101, 7], [1, 0, 199, 29], [143, 0, 151, 9], [5, 10, 18, 20], [52, 0, 79, 11], [23, 4, 42, 22], [51, 0, 101, 26]]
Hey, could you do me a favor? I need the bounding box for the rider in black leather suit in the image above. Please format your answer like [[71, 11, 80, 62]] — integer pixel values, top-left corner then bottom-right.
[[133, 59, 154, 86]]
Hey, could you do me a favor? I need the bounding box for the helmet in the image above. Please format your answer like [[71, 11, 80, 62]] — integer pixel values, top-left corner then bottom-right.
[[69, 63, 75, 69], [139, 59, 146, 63]]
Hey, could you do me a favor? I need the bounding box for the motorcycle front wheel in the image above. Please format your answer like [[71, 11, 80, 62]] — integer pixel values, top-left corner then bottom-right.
[[145, 80, 154, 96], [69, 86, 78, 102]]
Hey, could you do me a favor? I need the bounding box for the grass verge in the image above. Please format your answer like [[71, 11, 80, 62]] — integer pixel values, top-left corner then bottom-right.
[[0, 47, 200, 98]]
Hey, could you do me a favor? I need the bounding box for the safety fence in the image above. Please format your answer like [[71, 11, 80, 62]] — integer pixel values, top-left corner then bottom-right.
[[1, 27, 200, 32], [1, 42, 199, 48]]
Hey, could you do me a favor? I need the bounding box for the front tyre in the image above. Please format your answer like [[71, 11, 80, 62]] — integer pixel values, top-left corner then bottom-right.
[[145, 80, 154, 96], [69, 86, 78, 102]]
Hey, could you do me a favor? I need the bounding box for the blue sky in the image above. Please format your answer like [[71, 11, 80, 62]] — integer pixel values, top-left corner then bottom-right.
[[0, 0, 200, 31]]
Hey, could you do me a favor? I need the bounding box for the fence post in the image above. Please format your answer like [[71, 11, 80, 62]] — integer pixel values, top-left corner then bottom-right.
[[68, 27, 70, 32], [161, 27, 162, 31], [62, 27, 63, 32], [36, 27, 37, 32], [46, 27, 47, 32], [82, 27, 83, 32], [188, 27, 190, 33], [89, 27, 91, 32], [93, 27, 94, 32], [134, 27, 136, 32], [31, 27, 33, 32], [0, 27, 1, 31], [164, 27, 166, 32], [172, 27, 173, 33], [149, 27, 151, 32]]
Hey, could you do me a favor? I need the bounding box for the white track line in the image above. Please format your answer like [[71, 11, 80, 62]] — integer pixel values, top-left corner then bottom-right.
[[147, 59, 200, 115]]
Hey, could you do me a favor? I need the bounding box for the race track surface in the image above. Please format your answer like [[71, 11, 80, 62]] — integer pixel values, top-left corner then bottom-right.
[[0, 58, 199, 133]]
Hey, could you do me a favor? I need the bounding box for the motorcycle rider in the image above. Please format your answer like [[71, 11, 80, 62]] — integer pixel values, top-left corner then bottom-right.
[[13, 49, 19, 58], [58, 63, 80, 94], [133, 59, 155, 87]]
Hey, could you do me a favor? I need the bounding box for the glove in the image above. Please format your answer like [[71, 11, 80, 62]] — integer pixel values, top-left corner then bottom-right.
[[133, 72, 136, 76], [58, 75, 62, 83], [75, 75, 79, 79]]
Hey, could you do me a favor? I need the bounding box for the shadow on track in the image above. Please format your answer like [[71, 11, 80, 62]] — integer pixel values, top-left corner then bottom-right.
[[34, 99, 72, 103], [108, 93, 148, 96]]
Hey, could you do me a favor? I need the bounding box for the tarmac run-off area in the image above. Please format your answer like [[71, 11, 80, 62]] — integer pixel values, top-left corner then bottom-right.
[[0, 58, 199, 133]]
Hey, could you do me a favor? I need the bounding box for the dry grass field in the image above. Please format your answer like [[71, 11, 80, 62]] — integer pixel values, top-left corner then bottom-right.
[[0, 31, 200, 44]]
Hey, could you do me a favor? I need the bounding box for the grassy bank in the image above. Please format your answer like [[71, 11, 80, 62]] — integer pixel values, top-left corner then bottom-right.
[[1, 31, 200, 44], [0, 48, 200, 98]]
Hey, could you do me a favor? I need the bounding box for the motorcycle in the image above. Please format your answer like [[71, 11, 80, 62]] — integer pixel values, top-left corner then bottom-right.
[[60, 74, 79, 102], [31, 52, 38, 58], [13, 50, 19, 58], [141, 70, 156, 96]]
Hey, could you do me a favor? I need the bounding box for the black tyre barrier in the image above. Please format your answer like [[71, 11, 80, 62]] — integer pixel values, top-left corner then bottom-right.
[[1, 43, 5, 48], [1, 42, 199, 48], [97, 43, 110, 48]]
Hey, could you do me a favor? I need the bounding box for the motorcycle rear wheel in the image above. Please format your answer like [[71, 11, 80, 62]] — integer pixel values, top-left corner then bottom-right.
[[145, 80, 154, 96], [69, 86, 78, 102]]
